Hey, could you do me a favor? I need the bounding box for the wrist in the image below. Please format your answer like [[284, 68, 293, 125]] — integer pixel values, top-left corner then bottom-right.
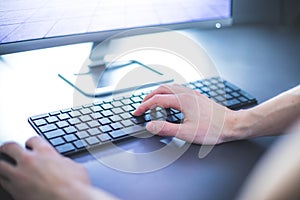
[[222, 109, 254, 142]]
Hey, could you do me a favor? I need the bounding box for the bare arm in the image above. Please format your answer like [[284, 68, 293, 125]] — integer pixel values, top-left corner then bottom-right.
[[134, 84, 300, 144], [232, 85, 300, 140]]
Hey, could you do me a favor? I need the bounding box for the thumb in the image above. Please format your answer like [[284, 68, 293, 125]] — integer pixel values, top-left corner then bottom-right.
[[146, 121, 180, 136]]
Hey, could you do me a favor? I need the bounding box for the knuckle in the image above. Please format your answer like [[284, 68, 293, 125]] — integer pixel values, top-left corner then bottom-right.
[[151, 95, 161, 102], [20, 153, 34, 164], [1, 142, 17, 151]]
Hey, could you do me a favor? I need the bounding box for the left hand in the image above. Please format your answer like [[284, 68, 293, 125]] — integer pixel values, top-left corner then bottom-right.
[[0, 136, 112, 200]]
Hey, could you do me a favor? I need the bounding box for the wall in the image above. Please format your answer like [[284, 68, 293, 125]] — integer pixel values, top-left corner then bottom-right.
[[232, 0, 300, 26]]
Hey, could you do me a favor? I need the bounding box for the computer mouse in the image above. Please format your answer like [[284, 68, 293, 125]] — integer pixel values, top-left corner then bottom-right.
[[0, 153, 16, 166]]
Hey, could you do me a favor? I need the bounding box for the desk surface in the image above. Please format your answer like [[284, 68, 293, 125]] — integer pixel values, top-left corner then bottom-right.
[[0, 24, 299, 200]]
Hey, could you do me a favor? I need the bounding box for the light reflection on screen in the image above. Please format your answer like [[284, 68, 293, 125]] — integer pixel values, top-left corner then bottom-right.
[[0, 0, 230, 44]]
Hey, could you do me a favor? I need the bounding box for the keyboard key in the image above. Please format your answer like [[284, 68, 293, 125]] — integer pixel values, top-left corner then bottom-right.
[[225, 93, 233, 100], [109, 115, 122, 122], [131, 116, 146, 124], [166, 115, 179, 123], [44, 129, 65, 139], [175, 113, 184, 121], [80, 115, 92, 122], [239, 90, 255, 100], [49, 111, 61, 116], [122, 105, 134, 112], [121, 119, 134, 127], [121, 98, 133, 105], [76, 124, 89, 131], [131, 103, 140, 109], [61, 108, 72, 113], [231, 92, 240, 98], [69, 111, 81, 118], [72, 106, 82, 111], [87, 120, 100, 128], [90, 106, 102, 112], [39, 124, 57, 133], [80, 108, 92, 115], [98, 134, 111, 142], [50, 137, 65, 146], [131, 96, 142, 103], [64, 126, 77, 134], [110, 122, 123, 130], [99, 118, 111, 125], [224, 99, 241, 107], [31, 113, 49, 120], [73, 140, 86, 149], [56, 143, 75, 154], [213, 96, 225, 102], [68, 118, 81, 125], [123, 125, 146, 135], [238, 96, 248, 103], [99, 125, 112, 133], [101, 103, 113, 110], [101, 110, 113, 117], [88, 128, 101, 136], [224, 81, 240, 91], [120, 113, 132, 120], [34, 119, 47, 126], [111, 101, 123, 107], [56, 121, 69, 128], [57, 113, 70, 120], [76, 131, 89, 139], [83, 103, 93, 108], [90, 112, 102, 120], [86, 136, 100, 146], [112, 108, 123, 115], [46, 116, 59, 124], [209, 91, 218, 97], [63, 134, 77, 142], [109, 130, 128, 139]]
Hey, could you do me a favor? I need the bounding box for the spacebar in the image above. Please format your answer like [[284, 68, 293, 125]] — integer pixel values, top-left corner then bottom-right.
[[109, 125, 146, 139]]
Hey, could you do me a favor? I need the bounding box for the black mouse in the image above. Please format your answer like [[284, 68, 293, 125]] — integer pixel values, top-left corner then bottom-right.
[[0, 153, 16, 166]]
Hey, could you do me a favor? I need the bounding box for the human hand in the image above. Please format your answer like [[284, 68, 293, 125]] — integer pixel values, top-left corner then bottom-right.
[[133, 84, 241, 145], [0, 136, 115, 200]]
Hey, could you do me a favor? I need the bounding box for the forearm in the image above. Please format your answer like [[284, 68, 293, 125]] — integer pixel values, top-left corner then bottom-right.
[[230, 85, 300, 140]]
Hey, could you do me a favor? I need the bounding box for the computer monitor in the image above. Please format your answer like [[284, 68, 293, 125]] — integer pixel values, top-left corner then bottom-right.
[[0, 0, 232, 55], [0, 0, 232, 96]]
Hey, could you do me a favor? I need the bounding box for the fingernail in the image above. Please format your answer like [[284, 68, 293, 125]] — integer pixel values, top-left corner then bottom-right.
[[146, 122, 156, 133]]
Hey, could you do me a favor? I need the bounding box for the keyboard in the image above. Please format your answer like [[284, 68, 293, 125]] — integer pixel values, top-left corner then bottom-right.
[[28, 77, 257, 156]]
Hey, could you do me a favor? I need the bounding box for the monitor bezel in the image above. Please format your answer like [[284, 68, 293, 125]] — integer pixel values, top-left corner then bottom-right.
[[0, 17, 232, 55]]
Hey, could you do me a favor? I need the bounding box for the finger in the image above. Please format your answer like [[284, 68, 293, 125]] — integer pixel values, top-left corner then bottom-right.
[[146, 121, 180, 136], [133, 94, 181, 116], [0, 161, 16, 181], [0, 142, 24, 162], [147, 121, 199, 144], [0, 178, 14, 199], [142, 84, 186, 103], [25, 136, 55, 152]]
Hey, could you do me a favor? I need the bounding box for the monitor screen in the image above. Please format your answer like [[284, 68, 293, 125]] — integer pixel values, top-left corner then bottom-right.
[[0, 0, 232, 55]]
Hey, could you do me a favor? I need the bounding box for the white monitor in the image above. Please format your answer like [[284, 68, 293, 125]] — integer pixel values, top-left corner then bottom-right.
[[0, 0, 232, 97], [0, 0, 232, 55]]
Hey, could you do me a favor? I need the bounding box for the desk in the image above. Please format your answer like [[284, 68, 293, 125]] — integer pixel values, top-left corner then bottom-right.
[[0, 24, 299, 200]]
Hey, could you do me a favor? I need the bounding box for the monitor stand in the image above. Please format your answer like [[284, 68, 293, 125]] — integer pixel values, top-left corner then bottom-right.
[[58, 39, 174, 98]]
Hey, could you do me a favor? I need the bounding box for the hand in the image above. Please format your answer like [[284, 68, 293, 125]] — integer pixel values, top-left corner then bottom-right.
[[134, 84, 241, 145], [0, 136, 115, 200]]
